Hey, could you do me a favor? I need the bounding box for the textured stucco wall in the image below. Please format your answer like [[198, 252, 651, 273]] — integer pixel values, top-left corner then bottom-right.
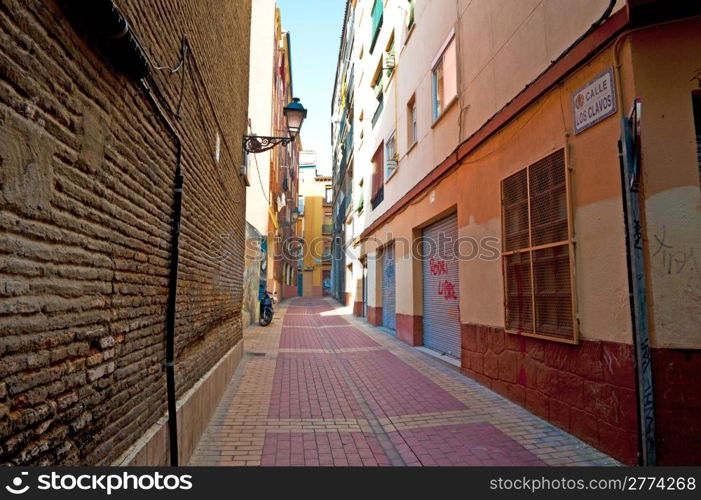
[[626, 21, 701, 350]]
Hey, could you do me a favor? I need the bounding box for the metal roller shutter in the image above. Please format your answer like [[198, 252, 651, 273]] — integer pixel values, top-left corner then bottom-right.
[[382, 244, 396, 331], [422, 213, 460, 357]]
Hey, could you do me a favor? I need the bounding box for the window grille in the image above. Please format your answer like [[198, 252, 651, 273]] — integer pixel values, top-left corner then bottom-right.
[[501, 149, 576, 342]]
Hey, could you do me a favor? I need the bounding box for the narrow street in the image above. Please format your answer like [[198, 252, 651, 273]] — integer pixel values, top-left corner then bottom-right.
[[190, 298, 617, 467]]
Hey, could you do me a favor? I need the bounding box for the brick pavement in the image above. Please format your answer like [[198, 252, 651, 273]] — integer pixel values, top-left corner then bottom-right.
[[190, 298, 618, 466]]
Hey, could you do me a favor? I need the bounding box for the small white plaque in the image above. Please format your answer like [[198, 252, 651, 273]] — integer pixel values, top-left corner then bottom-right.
[[572, 68, 617, 134]]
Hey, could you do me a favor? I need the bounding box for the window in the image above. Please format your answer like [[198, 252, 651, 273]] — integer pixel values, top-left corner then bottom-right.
[[432, 33, 457, 121], [501, 149, 576, 343], [372, 95, 384, 128], [406, 0, 415, 29], [298, 194, 304, 215], [407, 94, 417, 147], [371, 59, 384, 128], [284, 263, 291, 286], [370, 142, 384, 208], [325, 186, 333, 204], [322, 213, 333, 234], [385, 130, 397, 180], [370, 0, 383, 53]]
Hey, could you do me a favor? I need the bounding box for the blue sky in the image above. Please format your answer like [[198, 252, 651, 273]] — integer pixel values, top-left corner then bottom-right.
[[278, 0, 346, 175]]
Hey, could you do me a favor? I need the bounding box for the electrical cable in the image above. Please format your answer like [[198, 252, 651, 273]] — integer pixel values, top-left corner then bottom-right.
[[247, 119, 271, 206], [184, 42, 243, 204], [185, 38, 247, 191], [145, 36, 188, 119]]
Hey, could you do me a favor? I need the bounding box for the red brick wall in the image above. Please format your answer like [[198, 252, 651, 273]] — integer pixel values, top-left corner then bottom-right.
[[652, 348, 701, 465], [460, 324, 639, 464]]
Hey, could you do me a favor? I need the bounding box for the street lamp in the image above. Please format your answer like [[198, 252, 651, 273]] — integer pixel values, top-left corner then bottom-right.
[[243, 98, 307, 154]]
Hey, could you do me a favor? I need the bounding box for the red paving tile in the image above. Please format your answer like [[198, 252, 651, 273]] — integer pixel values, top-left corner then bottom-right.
[[324, 326, 379, 349], [280, 325, 377, 350], [279, 327, 327, 349], [316, 315, 349, 326], [191, 297, 617, 467], [339, 350, 466, 416], [281, 315, 319, 328], [268, 353, 364, 419], [261, 432, 392, 466], [391, 423, 545, 466]]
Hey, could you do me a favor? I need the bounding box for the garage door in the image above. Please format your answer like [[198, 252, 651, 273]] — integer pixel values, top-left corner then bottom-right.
[[382, 244, 396, 331], [422, 214, 460, 357]]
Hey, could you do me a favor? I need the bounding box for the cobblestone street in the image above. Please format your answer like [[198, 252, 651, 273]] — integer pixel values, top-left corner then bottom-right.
[[190, 298, 618, 466]]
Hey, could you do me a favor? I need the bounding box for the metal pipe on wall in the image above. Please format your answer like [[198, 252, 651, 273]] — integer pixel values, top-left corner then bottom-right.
[[139, 80, 183, 467], [59, 0, 183, 466]]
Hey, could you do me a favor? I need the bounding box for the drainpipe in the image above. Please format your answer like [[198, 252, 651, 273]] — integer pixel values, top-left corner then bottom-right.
[[139, 80, 183, 467], [612, 13, 701, 464], [618, 101, 656, 466], [59, 0, 183, 466]]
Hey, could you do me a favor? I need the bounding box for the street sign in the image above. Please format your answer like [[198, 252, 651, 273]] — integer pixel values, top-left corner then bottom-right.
[[572, 68, 617, 134]]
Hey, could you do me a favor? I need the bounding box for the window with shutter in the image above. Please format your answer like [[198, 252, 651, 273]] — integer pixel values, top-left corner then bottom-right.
[[501, 149, 577, 343], [432, 33, 457, 121], [371, 142, 384, 209], [370, 0, 383, 53]]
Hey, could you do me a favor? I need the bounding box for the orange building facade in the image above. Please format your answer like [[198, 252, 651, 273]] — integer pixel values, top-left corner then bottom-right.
[[333, 0, 701, 465]]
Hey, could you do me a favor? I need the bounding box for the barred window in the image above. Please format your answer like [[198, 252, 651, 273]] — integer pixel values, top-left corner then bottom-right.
[[501, 149, 576, 343]]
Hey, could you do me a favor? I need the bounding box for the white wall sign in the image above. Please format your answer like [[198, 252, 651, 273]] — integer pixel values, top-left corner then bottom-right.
[[572, 68, 617, 134]]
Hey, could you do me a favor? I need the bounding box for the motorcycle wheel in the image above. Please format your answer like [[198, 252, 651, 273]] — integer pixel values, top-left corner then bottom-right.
[[259, 309, 273, 326]]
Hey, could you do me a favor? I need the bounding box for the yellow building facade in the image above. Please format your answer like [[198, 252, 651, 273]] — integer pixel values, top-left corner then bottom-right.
[[298, 154, 333, 297]]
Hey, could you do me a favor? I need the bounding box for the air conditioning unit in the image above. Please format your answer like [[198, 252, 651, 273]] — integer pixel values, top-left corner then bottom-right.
[[383, 50, 395, 70]]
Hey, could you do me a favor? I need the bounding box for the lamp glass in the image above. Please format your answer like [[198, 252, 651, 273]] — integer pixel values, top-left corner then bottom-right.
[[284, 98, 307, 138]]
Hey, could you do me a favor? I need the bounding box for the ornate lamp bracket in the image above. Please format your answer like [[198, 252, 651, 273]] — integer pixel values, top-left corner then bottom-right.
[[243, 135, 292, 154]]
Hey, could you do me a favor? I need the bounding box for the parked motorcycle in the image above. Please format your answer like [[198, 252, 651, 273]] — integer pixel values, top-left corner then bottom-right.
[[259, 291, 276, 326]]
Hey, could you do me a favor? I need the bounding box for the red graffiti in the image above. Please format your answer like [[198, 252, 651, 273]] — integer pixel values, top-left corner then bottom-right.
[[437, 280, 457, 300], [429, 258, 448, 276]]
